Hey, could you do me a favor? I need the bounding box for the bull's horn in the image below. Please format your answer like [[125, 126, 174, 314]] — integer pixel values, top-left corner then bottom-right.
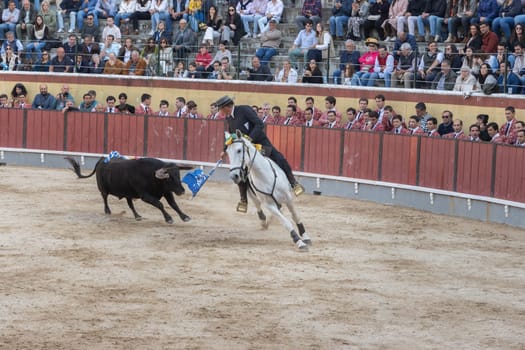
[[155, 168, 170, 179]]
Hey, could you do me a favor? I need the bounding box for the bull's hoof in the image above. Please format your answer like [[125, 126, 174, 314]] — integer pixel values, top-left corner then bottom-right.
[[182, 216, 191, 222]]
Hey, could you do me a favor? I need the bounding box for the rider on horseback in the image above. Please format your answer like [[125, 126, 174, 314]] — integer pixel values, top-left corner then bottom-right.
[[217, 95, 305, 213]]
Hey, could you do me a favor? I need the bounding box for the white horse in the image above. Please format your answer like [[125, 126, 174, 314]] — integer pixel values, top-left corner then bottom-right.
[[224, 130, 312, 251]]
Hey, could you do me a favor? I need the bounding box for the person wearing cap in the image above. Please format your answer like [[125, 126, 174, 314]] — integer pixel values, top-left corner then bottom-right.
[[216, 95, 305, 213], [351, 37, 379, 86]]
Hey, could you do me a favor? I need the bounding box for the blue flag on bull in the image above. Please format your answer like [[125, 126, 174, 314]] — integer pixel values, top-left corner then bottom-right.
[[182, 160, 222, 198]]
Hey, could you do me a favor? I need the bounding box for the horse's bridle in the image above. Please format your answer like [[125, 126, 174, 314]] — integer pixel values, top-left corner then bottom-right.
[[229, 138, 256, 182]]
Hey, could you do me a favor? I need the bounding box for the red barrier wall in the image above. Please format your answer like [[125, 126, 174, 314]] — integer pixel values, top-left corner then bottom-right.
[[0, 109, 24, 148], [2, 109, 524, 204]]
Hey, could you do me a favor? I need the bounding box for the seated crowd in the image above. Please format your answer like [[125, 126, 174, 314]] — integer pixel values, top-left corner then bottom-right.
[[1, 0, 525, 93], [3, 83, 525, 147]]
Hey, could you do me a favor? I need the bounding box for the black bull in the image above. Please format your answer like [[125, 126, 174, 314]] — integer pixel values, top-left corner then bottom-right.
[[66, 157, 193, 224]]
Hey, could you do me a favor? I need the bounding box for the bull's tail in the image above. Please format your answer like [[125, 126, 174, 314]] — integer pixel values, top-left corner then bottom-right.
[[65, 156, 103, 179]]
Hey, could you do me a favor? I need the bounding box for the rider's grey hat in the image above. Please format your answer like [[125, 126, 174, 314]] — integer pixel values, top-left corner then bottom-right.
[[215, 95, 234, 108]]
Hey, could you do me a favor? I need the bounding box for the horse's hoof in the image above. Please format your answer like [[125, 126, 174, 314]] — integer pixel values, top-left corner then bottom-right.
[[260, 221, 269, 230], [301, 233, 312, 245], [302, 239, 312, 246], [296, 240, 309, 251], [166, 218, 174, 224]]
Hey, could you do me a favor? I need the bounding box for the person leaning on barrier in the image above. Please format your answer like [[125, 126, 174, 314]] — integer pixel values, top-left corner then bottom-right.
[[216, 95, 305, 213]]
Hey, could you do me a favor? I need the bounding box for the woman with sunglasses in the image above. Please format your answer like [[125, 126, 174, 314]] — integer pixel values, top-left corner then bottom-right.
[[33, 50, 50, 71], [221, 6, 245, 46], [0, 45, 19, 71]]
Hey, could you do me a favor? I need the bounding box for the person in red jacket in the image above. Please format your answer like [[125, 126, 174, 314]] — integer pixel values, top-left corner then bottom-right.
[[480, 21, 498, 54]]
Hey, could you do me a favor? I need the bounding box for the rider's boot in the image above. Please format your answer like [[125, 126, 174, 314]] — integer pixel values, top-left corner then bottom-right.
[[236, 180, 248, 213], [286, 172, 305, 196]]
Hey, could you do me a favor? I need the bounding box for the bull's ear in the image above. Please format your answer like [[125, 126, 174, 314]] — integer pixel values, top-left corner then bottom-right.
[[155, 168, 170, 179]]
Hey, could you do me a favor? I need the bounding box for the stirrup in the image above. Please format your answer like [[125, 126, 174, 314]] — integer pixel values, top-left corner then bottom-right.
[[236, 200, 248, 213], [293, 183, 305, 196]]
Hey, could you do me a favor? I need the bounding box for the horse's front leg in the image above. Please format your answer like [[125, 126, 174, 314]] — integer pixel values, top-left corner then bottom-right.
[[247, 188, 268, 229], [286, 201, 312, 246]]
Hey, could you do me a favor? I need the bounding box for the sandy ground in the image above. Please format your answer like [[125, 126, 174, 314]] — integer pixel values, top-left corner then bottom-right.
[[0, 164, 524, 350]]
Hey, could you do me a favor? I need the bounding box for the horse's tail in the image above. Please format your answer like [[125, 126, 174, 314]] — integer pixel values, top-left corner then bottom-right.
[[65, 156, 103, 179]]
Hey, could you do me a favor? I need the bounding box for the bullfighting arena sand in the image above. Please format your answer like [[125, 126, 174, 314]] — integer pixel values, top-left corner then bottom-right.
[[1, 164, 524, 350]]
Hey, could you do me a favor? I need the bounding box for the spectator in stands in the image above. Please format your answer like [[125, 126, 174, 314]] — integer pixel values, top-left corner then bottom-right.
[[391, 115, 410, 134], [115, 0, 136, 30], [187, 0, 204, 33], [302, 59, 323, 84], [342, 107, 359, 130], [135, 93, 154, 114], [468, 124, 481, 141], [415, 102, 432, 132], [222, 6, 244, 46], [443, 118, 467, 139], [118, 37, 137, 63], [471, 0, 498, 26], [141, 37, 158, 63], [268, 105, 282, 124], [124, 49, 147, 75], [172, 18, 196, 61], [104, 95, 117, 113], [296, 0, 322, 31], [87, 53, 104, 73], [218, 56, 236, 80], [55, 84, 75, 110], [397, 0, 425, 39], [511, 43, 525, 90], [355, 97, 368, 122], [477, 62, 498, 94], [281, 104, 301, 126], [156, 99, 170, 116], [193, 44, 211, 78], [497, 61, 521, 93], [333, 39, 359, 84], [247, 55, 273, 81], [25, 15, 48, 64], [369, 44, 394, 87], [93, 0, 116, 29], [392, 31, 417, 61], [257, 103, 270, 122], [408, 115, 424, 135], [445, 0, 477, 43], [186, 100, 202, 118], [240, 0, 265, 38], [318, 95, 341, 126], [16, 0, 37, 41], [305, 96, 322, 121], [302, 107, 318, 127], [207, 102, 220, 119], [33, 49, 50, 71], [431, 59, 457, 90], [363, 110, 384, 132], [183, 61, 198, 78], [0, 1, 19, 40], [287, 96, 304, 121], [437, 110, 454, 135], [62, 100, 80, 112], [443, 44, 462, 72], [487, 122, 504, 143], [206, 60, 221, 79], [276, 60, 298, 83], [13, 94, 30, 108], [129, 0, 151, 35], [201, 5, 221, 46], [57, 0, 81, 33], [79, 92, 96, 111], [508, 23, 525, 51], [329, 0, 352, 40], [479, 21, 498, 54], [346, 0, 369, 41], [307, 22, 335, 63], [150, 0, 170, 37], [289, 19, 317, 70], [62, 34, 80, 61], [351, 37, 379, 86], [32, 83, 56, 110], [425, 117, 440, 137], [174, 96, 187, 117], [515, 128, 525, 146], [392, 42, 416, 88], [49, 47, 74, 72], [453, 65, 477, 92], [116, 92, 135, 113], [475, 113, 490, 141], [10, 82, 27, 102], [169, 0, 188, 33], [73, 54, 87, 72], [100, 34, 121, 61], [258, 0, 283, 34], [491, 0, 521, 41], [80, 13, 100, 42], [413, 40, 444, 89], [363, 0, 389, 41], [324, 110, 341, 129], [500, 106, 518, 144], [416, 0, 446, 42], [80, 34, 100, 65], [382, 0, 408, 42], [0, 94, 10, 108], [255, 19, 281, 66], [38, 0, 56, 40], [101, 16, 121, 42], [103, 52, 125, 74]]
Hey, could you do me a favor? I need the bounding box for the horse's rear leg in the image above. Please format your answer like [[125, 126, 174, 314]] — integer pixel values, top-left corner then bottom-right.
[[266, 204, 307, 251], [286, 202, 312, 246]]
